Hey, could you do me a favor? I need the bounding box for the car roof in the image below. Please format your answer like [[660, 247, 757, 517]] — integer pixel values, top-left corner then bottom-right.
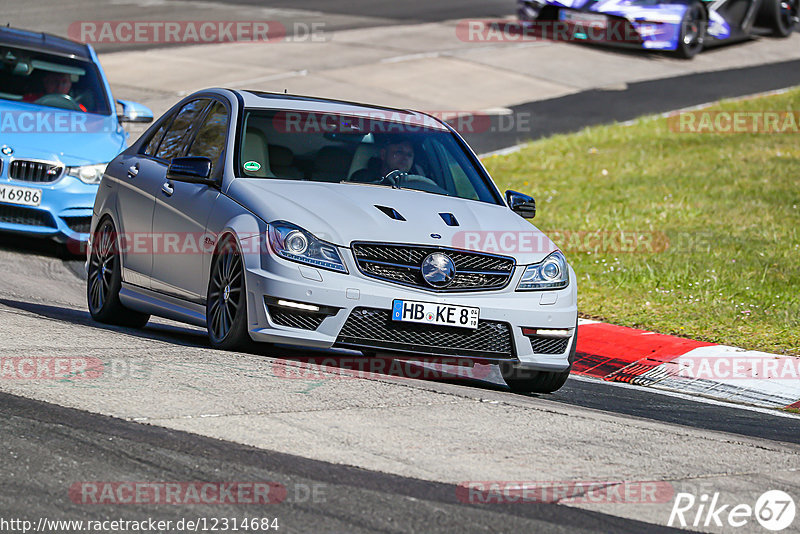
[[0, 26, 92, 60], [236, 89, 449, 131]]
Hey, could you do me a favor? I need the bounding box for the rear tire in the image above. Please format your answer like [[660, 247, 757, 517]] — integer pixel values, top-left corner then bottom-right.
[[206, 235, 251, 351], [757, 0, 799, 37], [675, 2, 707, 59], [501, 325, 577, 394], [86, 217, 150, 328]]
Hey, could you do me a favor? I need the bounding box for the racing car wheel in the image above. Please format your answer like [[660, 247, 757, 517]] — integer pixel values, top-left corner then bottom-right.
[[676, 2, 707, 59], [757, 0, 799, 37]]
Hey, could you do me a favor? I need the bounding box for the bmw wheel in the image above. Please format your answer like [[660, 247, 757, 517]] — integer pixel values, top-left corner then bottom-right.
[[207, 235, 250, 351], [757, 0, 799, 37], [87, 218, 150, 328], [675, 2, 707, 59]]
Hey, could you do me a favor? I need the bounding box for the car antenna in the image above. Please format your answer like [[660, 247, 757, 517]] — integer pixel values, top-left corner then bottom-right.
[[284, 89, 287, 93]]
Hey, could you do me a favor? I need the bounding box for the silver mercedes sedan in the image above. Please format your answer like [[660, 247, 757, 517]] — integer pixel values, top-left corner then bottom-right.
[[86, 88, 578, 393]]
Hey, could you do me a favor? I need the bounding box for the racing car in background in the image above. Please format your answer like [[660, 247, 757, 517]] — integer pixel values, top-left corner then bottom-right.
[[517, 0, 799, 58]]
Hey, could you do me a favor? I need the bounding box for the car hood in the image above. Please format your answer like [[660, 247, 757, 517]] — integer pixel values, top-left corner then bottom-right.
[[0, 101, 126, 166], [227, 179, 559, 265]]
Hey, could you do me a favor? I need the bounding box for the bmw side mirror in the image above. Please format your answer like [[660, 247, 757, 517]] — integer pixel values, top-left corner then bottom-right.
[[506, 190, 536, 219], [116, 99, 154, 123], [167, 157, 214, 185]]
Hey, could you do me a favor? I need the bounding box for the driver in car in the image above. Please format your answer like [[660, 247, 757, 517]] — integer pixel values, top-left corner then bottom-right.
[[23, 72, 87, 112], [350, 136, 418, 183]]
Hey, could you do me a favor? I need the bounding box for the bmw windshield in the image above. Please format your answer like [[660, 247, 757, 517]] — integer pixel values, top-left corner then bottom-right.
[[0, 46, 111, 115], [238, 109, 502, 204]]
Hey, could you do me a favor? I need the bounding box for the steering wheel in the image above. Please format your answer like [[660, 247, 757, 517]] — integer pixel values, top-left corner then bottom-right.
[[34, 93, 83, 112], [379, 170, 449, 195]]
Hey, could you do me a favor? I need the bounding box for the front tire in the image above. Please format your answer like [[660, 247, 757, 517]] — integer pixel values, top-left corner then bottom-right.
[[206, 235, 250, 351], [86, 218, 150, 328], [757, 0, 799, 37], [675, 2, 707, 59], [501, 326, 577, 394]]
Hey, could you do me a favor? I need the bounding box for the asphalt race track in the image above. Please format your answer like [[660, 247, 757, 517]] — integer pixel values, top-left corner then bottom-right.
[[1, 1, 800, 532], [466, 59, 800, 154], [2, 391, 685, 534]]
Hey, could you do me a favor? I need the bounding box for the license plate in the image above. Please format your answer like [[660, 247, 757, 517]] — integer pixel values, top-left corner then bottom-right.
[[559, 10, 608, 28], [392, 299, 479, 330], [0, 184, 42, 207]]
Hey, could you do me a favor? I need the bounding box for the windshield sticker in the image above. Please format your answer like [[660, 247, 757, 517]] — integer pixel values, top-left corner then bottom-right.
[[243, 161, 261, 172]]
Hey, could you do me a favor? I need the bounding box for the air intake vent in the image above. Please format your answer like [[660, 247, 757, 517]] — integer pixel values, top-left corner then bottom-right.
[[375, 205, 406, 221], [439, 213, 459, 226]]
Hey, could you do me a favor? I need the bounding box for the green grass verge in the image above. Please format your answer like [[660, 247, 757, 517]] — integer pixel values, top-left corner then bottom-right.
[[483, 88, 800, 355]]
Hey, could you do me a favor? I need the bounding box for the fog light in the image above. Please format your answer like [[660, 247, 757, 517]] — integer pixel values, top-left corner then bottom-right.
[[522, 328, 571, 338], [276, 299, 320, 312]]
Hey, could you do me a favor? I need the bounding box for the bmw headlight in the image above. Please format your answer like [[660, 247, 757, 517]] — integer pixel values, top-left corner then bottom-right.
[[517, 250, 569, 290], [268, 221, 347, 273], [67, 163, 108, 185]]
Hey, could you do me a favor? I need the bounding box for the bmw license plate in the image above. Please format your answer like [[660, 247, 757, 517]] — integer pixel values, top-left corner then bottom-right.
[[392, 299, 479, 329], [0, 184, 42, 207], [559, 10, 608, 28]]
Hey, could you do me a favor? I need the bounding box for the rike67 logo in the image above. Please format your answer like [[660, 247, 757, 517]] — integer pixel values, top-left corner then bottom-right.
[[668, 490, 796, 531]]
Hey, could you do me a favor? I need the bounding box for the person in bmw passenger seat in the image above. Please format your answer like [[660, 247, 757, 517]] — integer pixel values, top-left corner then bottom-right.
[[349, 135, 421, 183]]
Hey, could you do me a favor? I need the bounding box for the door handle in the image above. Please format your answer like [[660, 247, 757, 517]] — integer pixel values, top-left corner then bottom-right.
[[127, 164, 139, 178], [161, 181, 174, 196]]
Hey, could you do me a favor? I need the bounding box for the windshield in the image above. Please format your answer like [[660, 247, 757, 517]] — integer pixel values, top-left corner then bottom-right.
[[0, 46, 111, 115], [238, 109, 501, 204]]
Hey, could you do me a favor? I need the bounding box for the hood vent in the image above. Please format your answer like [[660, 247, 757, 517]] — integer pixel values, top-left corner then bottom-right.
[[439, 213, 459, 226], [375, 205, 406, 221]]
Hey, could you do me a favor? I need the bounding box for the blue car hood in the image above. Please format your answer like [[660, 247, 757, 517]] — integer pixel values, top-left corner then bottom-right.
[[0, 100, 126, 166]]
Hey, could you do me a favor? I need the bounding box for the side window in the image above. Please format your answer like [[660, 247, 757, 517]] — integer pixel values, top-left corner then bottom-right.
[[143, 116, 172, 157], [186, 102, 229, 175], [155, 99, 210, 162]]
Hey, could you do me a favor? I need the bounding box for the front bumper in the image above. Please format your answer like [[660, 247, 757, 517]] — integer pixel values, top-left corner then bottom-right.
[[241, 241, 578, 372], [0, 174, 96, 243]]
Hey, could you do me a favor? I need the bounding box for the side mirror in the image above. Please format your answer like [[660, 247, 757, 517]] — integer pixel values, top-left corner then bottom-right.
[[167, 157, 214, 185], [506, 190, 536, 219], [116, 99, 154, 123]]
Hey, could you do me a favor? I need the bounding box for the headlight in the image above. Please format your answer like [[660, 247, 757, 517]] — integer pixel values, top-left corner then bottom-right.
[[517, 250, 569, 291], [268, 221, 347, 273], [67, 163, 108, 185]]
